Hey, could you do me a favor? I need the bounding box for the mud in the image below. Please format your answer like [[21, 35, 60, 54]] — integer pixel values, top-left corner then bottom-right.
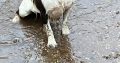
[[1, 0, 120, 63]]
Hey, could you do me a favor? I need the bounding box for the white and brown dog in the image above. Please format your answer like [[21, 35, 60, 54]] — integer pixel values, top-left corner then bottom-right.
[[12, 0, 74, 48]]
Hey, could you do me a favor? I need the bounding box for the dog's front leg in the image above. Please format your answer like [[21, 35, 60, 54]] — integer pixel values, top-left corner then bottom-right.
[[45, 19, 57, 48], [62, 9, 71, 35]]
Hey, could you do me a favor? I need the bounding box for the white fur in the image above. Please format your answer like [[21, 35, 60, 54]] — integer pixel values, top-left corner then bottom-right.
[[45, 20, 57, 47], [62, 23, 70, 35], [18, 0, 33, 17], [41, 0, 73, 13], [12, 15, 20, 23], [62, 9, 71, 35], [19, 0, 39, 17], [41, 0, 59, 13], [31, 2, 40, 13]]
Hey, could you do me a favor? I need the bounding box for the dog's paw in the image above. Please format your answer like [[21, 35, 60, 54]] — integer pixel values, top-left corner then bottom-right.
[[12, 15, 20, 23], [47, 36, 57, 48], [62, 24, 70, 35]]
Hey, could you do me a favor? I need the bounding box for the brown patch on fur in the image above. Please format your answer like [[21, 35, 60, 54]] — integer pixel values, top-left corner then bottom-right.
[[47, 3, 73, 21], [47, 6, 64, 21]]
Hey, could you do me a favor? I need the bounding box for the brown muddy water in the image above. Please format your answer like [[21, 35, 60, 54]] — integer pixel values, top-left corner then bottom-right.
[[1, 0, 120, 63]]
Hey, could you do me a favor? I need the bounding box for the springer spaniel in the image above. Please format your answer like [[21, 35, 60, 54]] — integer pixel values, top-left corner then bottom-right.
[[12, 0, 74, 48]]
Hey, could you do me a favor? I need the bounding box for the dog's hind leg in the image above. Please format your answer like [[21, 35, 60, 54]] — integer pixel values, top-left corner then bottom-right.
[[12, 14, 20, 23], [62, 9, 71, 35], [45, 19, 57, 48], [12, 0, 33, 23]]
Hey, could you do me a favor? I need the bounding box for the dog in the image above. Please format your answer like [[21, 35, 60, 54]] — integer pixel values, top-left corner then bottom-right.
[[12, 0, 74, 48]]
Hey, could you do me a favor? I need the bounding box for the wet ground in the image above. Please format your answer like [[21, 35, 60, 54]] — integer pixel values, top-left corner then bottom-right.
[[1, 0, 120, 63]]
